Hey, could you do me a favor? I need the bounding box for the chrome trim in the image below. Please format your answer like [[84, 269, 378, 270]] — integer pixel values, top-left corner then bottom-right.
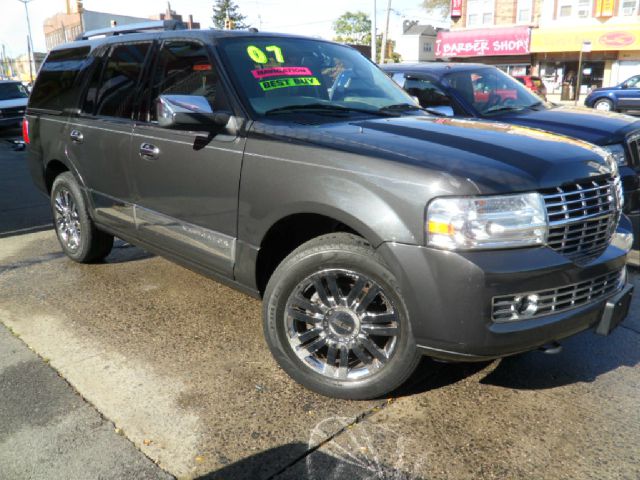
[[626, 132, 640, 167], [542, 176, 621, 264], [492, 268, 625, 322]]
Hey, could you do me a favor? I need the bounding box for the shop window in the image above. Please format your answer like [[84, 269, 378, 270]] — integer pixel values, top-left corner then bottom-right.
[[620, 0, 638, 15], [517, 0, 533, 22], [467, 0, 494, 26]]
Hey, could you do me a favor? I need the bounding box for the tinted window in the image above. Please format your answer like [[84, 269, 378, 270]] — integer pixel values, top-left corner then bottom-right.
[[0, 83, 29, 100], [30, 47, 91, 111], [142, 42, 226, 122], [94, 43, 150, 118], [404, 77, 452, 109]]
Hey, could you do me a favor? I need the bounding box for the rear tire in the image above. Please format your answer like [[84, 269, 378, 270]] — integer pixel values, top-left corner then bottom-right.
[[594, 98, 613, 112], [263, 233, 421, 400], [51, 172, 114, 263]]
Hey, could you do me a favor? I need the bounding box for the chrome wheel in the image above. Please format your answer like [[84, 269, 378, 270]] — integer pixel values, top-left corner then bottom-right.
[[595, 100, 612, 111], [53, 187, 81, 252], [284, 269, 400, 380]]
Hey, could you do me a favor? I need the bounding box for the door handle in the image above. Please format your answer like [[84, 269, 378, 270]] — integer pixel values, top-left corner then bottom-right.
[[139, 143, 160, 160], [69, 129, 83, 143]]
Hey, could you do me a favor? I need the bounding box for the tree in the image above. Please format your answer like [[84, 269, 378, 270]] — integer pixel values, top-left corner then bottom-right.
[[212, 0, 248, 29], [421, 0, 451, 19], [333, 11, 371, 45]]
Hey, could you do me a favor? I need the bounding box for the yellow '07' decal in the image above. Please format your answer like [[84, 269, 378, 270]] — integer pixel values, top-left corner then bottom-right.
[[247, 45, 285, 64]]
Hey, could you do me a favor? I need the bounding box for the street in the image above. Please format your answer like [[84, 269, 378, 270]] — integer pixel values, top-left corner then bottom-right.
[[0, 130, 639, 479]]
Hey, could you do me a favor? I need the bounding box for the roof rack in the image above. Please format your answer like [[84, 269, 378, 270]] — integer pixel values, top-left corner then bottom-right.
[[77, 19, 186, 41]]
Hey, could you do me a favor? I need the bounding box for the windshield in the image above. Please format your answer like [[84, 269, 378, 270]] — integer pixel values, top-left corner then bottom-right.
[[0, 82, 29, 101], [217, 36, 415, 116], [443, 68, 546, 115]]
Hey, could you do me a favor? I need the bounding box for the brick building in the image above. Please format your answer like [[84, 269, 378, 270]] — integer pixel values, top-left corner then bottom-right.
[[435, 0, 640, 97]]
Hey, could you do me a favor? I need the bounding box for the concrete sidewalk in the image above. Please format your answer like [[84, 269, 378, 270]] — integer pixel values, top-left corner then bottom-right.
[[0, 324, 173, 480]]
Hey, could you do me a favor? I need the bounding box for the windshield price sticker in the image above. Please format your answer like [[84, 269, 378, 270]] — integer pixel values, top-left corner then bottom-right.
[[252, 66, 312, 79], [260, 77, 321, 91]]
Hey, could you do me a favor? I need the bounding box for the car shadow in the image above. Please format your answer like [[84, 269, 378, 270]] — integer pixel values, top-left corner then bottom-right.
[[195, 442, 426, 480]]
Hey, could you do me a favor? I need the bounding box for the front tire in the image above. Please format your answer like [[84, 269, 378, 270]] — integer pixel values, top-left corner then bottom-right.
[[263, 233, 421, 400], [51, 172, 114, 263], [594, 98, 613, 112]]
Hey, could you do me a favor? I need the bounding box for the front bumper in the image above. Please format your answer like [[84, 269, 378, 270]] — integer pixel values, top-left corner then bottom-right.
[[377, 230, 633, 362]]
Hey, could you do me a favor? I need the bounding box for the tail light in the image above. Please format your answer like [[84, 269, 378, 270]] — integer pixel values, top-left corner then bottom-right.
[[22, 118, 29, 144]]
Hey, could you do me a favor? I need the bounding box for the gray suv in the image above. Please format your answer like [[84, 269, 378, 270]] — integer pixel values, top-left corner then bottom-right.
[[25, 23, 634, 399]]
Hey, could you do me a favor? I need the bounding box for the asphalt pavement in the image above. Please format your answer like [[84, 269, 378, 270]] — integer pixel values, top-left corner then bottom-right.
[[1, 129, 639, 479]]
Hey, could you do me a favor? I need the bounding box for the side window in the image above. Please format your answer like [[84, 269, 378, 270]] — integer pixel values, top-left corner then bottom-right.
[[94, 43, 150, 119], [391, 73, 406, 87], [625, 76, 640, 88], [404, 77, 452, 109], [143, 42, 227, 122], [29, 47, 92, 111], [81, 49, 107, 115]]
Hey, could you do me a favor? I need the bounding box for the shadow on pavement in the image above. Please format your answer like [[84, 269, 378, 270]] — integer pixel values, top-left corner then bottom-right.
[[196, 442, 425, 480]]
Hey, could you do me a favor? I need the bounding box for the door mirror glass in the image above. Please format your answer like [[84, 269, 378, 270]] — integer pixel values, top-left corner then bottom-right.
[[156, 94, 229, 129]]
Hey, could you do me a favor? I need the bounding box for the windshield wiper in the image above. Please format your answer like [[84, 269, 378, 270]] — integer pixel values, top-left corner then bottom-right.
[[483, 105, 525, 114], [378, 103, 423, 112], [264, 103, 396, 117]]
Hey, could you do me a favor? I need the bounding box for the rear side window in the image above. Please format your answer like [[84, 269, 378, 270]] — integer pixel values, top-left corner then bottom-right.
[[93, 43, 150, 118], [30, 47, 91, 111]]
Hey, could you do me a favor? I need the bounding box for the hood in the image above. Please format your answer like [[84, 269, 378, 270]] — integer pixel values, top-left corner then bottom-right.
[[0, 98, 28, 109], [493, 106, 640, 145], [253, 115, 616, 195]]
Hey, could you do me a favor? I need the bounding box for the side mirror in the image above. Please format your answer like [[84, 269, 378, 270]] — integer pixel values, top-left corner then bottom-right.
[[156, 95, 230, 129], [621, 83, 628, 89], [426, 105, 454, 117]]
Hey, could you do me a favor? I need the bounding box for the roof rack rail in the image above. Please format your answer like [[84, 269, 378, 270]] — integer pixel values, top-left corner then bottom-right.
[[77, 19, 186, 41]]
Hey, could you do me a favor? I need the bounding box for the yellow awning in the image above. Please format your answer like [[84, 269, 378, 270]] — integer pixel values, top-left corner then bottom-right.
[[531, 24, 640, 52]]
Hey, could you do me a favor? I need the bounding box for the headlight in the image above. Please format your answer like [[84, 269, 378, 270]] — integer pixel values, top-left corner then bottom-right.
[[602, 143, 627, 166], [427, 193, 548, 250]]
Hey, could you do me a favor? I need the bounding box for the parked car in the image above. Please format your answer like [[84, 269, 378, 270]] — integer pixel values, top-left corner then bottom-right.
[[382, 62, 640, 264], [25, 23, 634, 399], [513, 75, 547, 100], [585, 75, 640, 112], [0, 80, 29, 129]]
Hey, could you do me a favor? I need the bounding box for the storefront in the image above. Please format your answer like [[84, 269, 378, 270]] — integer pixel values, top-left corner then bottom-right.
[[435, 26, 532, 74], [531, 24, 640, 99]]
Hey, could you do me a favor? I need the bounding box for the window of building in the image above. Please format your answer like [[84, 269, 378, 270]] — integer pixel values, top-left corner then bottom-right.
[[467, 0, 494, 26], [517, 0, 533, 22], [423, 42, 432, 52], [558, 0, 592, 17], [620, 0, 639, 15]]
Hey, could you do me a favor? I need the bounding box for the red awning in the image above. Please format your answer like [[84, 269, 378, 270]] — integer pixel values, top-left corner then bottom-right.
[[436, 27, 531, 58]]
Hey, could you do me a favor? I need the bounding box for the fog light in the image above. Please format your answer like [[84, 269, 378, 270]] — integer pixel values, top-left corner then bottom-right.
[[511, 294, 539, 318]]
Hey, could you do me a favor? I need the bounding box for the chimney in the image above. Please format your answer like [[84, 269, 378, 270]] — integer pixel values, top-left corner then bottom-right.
[[188, 14, 193, 29]]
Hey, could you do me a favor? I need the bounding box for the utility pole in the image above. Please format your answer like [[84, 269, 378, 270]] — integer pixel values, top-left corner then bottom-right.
[[575, 40, 591, 106], [381, 0, 392, 64], [17, 0, 35, 83], [371, 0, 377, 63]]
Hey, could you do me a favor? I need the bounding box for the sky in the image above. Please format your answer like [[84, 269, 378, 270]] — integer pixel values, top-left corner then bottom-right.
[[0, 0, 448, 57]]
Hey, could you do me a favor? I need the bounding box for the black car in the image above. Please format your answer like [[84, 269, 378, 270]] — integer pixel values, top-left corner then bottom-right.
[[24, 23, 634, 399], [382, 62, 640, 264]]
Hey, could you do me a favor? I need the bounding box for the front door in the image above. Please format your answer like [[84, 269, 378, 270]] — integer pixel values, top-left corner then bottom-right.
[[130, 41, 245, 277]]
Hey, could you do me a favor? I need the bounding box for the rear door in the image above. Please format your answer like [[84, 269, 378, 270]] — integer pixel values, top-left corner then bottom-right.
[[69, 41, 152, 235], [617, 75, 640, 109], [129, 40, 245, 277]]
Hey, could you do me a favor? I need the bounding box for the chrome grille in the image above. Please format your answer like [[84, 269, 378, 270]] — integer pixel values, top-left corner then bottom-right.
[[492, 268, 624, 322], [627, 133, 640, 167], [542, 176, 621, 265]]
